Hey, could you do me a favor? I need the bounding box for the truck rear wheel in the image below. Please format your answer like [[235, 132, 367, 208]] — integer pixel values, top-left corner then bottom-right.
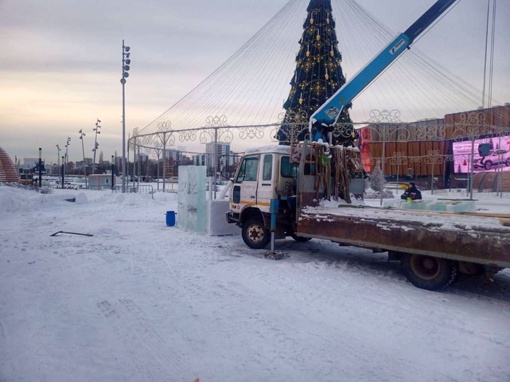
[[401, 254, 457, 291], [242, 216, 270, 249]]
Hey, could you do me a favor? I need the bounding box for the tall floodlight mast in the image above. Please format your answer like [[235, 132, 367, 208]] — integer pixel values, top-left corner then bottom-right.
[[121, 40, 131, 193]]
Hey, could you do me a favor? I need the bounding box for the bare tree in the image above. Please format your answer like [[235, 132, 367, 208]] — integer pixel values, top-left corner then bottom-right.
[[370, 161, 385, 192]]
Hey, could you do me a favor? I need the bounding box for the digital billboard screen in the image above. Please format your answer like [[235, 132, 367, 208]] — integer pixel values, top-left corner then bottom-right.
[[452, 135, 510, 173]]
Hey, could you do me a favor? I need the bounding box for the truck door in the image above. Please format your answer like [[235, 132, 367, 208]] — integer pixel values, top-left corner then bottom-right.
[[232, 155, 259, 207], [256, 154, 274, 207]]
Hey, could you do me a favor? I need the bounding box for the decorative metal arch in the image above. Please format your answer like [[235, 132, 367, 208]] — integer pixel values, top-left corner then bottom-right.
[[199, 115, 233, 144], [275, 110, 309, 144], [125, 109, 509, 195]]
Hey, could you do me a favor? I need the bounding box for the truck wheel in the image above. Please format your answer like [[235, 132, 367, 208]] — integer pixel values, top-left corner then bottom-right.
[[291, 234, 312, 242], [484, 160, 493, 170], [242, 216, 270, 249], [401, 254, 457, 291]]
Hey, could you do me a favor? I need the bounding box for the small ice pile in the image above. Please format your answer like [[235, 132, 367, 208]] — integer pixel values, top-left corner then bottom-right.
[[426, 200, 477, 212], [384, 199, 477, 213]]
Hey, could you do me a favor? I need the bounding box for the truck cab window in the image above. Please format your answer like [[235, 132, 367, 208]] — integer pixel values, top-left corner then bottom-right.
[[263, 155, 272, 181], [281, 156, 298, 178], [236, 157, 259, 183]]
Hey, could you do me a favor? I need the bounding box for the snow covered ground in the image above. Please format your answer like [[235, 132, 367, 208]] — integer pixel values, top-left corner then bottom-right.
[[1, 185, 509, 382]]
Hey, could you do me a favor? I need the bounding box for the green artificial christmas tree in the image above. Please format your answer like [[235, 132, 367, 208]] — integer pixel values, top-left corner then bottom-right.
[[277, 0, 354, 145]]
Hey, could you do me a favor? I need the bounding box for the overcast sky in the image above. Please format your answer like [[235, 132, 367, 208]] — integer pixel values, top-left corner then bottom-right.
[[1, 0, 508, 164]]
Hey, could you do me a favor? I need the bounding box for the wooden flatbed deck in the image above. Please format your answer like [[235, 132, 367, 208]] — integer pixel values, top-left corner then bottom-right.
[[297, 205, 510, 268]]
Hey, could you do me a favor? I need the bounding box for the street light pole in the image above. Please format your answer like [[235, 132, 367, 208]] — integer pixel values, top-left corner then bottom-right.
[[92, 119, 101, 175], [111, 155, 115, 191], [61, 155, 65, 188], [121, 40, 131, 193], [64, 137, 71, 185], [56, 144, 61, 184], [79, 129, 87, 187], [38, 148, 42, 188]]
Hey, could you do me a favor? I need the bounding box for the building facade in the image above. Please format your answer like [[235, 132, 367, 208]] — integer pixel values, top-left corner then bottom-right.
[[205, 142, 231, 174], [359, 104, 510, 190]]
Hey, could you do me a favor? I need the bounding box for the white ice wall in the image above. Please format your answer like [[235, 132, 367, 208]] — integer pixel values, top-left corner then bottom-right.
[[177, 167, 240, 235], [177, 166, 207, 233], [207, 200, 240, 236]]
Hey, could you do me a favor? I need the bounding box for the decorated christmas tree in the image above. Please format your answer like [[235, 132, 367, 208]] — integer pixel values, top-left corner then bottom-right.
[[277, 0, 354, 145]]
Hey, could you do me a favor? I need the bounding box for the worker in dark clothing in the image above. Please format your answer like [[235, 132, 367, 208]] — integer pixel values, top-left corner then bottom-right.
[[401, 182, 422, 200]]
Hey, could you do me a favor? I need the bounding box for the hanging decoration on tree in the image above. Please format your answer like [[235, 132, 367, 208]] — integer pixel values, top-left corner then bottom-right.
[[277, 0, 354, 145]]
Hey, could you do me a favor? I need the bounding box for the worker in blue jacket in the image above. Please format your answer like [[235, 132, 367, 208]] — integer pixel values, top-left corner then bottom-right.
[[401, 182, 422, 200]]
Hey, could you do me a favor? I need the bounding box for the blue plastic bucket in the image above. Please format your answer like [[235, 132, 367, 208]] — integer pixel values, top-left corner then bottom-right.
[[166, 211, 176, 227]]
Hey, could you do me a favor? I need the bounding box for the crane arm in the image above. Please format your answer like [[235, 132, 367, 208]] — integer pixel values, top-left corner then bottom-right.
[[310, 0, 458, 142]]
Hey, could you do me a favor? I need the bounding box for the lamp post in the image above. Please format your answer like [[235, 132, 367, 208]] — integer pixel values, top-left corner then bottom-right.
[[64, 137, 71, 184], [61, 155, 65, 188], [38, 148, 42, 188], [79, 129, 87, 187], [56, 144, 61, 185], [92, 119, 101, 175], [121, 40, 131, 193], [426, 150, 442, 195], [111, 155, 115, 191]]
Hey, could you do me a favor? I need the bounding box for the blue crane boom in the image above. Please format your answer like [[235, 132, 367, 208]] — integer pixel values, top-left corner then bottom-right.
[[310, 0, 458, 142]]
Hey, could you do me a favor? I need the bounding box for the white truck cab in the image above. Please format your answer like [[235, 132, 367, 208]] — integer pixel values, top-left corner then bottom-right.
[[227, 143, 365, 249], [227, 146, 298, 248]]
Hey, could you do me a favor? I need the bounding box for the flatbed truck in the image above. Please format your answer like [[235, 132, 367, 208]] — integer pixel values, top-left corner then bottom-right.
[[226, 0, 510, 290], [226, 143, 510, 290]]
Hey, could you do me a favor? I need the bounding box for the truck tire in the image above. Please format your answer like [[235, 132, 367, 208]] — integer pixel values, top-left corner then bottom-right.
[[242, 216, 270, 249], [484, 160, 493, 170], [401, 254, 457, 291]]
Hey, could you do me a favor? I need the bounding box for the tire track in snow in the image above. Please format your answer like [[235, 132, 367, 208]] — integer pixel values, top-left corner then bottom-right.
[[159, 241, 384, 379], [97, 299, 192, 381], [97, 300, 161, 381], [108, 229, 494, 381], [117, 298, 193, 374], [203, 248, 459, 381], [0, 319, 6, 341]]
